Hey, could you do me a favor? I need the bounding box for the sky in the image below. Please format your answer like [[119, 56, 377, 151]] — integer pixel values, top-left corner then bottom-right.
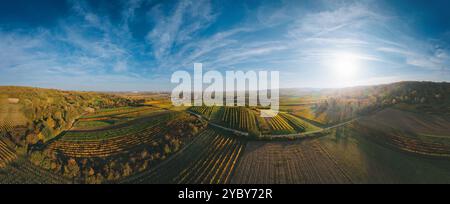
[[0, 0, 449, 91]]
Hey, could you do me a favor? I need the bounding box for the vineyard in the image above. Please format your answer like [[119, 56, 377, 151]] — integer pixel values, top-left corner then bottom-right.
[[0, 137, 16, 168], [74, 107, 166, 130], [289, 105, 328, 126], [46, 112, 181, 157], [355, 108, 450, 158], [231, 140, 352, 184], [81, 106, 156, 119], [0, 159, 71, 184], [264, 114, 296, 135], [353, 122, 450, 158], [318, 125, 450, 183], [280, 113, 320, 132], [62, 112, 177, 141], [188, 106, 218, 119], [188, 106, 322, 136], [0, 119, 14, 133], [214, 107, 259, 133], [0, 121, 17, 168], [47, 126, 165, 158], [1, 83, 450, 184], [120, 128, 245, 184], [73, 120, 116, 129]]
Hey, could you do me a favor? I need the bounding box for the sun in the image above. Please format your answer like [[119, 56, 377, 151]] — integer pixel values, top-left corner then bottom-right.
[[331, 52, 360, 79]]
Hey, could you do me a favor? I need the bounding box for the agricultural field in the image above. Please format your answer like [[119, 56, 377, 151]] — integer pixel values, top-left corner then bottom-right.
[[0, 158, 71, 184], [355, 108, 450, 157], [80, 106, 156, 119], [318, 125, 450, 183], [0, 136, 17, 168], [190, 106, 319, 136], [0, 119, 18, 168], [61, 111, 176, 141], [120, 128, 245, 184], [1, 82, 450, 184], [24, 109, 208, 183], [188, 106, 219, 119], [231, 139, 352, 184], [73, 120, 117, 129], [73, 106, 165, 129], [279, 112, 320, 132], [0, 119, 14, 134], [0, 97, 29, 127], [264, 114, 296, 135], [4, 0, 450, 188], [215, 107, 259, 133], [47, 125, 165, 158], [288, 105, 328, 127], [231, 124, 450, 184]]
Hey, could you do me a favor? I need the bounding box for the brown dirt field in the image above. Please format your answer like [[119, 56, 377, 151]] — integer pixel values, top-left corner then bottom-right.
[[230, 140, 352, 184], [355, 108, 450, 158], [359, 108, 450, 136]]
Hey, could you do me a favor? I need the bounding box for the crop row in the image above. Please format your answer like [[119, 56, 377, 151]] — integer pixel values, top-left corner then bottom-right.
[[265, 114, 295, 134], [81, 106, 155, 119], [61, 112, 178, 141], [0, 120, 14, 133], [280, 112, 321, 132], [231, 140, 352, 184], [0, 120, 18, 168], [189, 106, 217, 119], [119, 129, 245, 184], [0, 137, 17, 168], [48, 125, 164, 158], [219, 107, 258, 132], [354, 123, 450, 157], [0, 159, 71, 184]]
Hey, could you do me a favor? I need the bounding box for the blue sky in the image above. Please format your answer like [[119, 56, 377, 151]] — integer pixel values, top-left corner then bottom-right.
[[0, 0, 449, 91]]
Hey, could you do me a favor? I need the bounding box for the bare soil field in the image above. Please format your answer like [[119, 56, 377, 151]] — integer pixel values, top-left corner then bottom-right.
[[319, 126, 450, 183], [356, 108, 450, 157], [231, 139, 352, 184], [359, 108, 450, 135], [231, 125, 450, 184]]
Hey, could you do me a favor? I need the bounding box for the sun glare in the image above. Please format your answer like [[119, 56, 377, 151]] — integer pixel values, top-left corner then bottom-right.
[[331, 52, 360, 79]]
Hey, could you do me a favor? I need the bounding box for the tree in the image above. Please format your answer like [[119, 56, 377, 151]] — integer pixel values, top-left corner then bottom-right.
[[64, 158, 80, 179], [163, 144, 172, 155], [122, 163, 133, 177]]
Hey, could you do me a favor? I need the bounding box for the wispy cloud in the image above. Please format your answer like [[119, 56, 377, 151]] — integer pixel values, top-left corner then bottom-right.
[[146, 0, 216, 61], [0, 0, 449, 90], [288, 4, 385, 40], [377, 41, 450, 70]]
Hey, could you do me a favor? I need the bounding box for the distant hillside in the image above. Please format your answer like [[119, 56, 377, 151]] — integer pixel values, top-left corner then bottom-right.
[[325, 81, 449, 99], [285, 81, 450, 124], [0, 86, 137, 149], [324, 81, 450, 113]]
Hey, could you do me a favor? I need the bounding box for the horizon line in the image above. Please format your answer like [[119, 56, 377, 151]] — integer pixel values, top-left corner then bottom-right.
[[1, 80, 449, 93]]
